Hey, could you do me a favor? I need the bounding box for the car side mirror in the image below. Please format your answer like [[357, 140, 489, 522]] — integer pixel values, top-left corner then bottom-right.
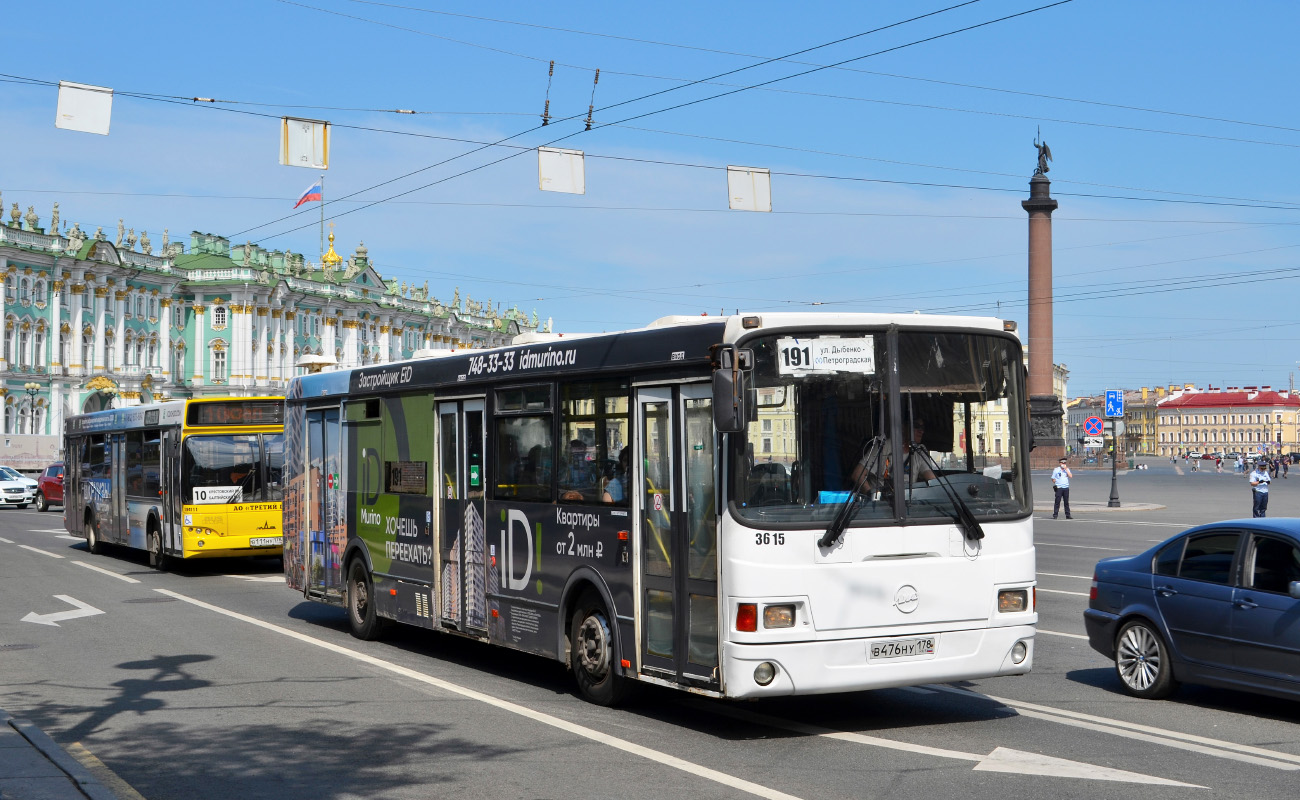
[[1290, 581, 1300, 600]]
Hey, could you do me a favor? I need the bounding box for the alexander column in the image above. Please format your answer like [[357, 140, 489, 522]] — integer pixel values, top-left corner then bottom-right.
[[1023, 135, 1065, 467]]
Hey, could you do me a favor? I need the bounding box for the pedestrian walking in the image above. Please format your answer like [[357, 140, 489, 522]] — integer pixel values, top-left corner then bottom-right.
[[1285, 458, 1290, 479], [1051, 457, 1073, 519], [1216, 457, 1222, 473], [1250, 461, 1272, 518]]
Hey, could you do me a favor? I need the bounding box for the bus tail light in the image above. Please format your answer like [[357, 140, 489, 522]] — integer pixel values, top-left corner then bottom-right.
[[763, 604, 794, 628], [736, 603, 757, 632], [997, 589, 1028, 613]]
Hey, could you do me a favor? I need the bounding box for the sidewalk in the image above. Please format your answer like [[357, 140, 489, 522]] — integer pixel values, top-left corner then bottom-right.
[[1032, 499, 1165, 513], [0, 709, 121, 800]]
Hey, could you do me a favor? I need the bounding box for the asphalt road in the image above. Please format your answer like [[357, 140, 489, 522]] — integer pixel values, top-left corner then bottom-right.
[[2, 461, 1298, 800]]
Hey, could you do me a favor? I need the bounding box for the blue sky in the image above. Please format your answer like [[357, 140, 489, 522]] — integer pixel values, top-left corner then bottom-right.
[[4, 0, 1299, 395]]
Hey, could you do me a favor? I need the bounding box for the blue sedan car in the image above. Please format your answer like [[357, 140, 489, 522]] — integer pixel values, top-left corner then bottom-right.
[[1084, 518, 1300, 700]]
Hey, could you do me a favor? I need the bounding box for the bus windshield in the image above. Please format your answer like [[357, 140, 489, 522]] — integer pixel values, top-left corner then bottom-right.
[[183, 434, 280, 504], [731, 330, 1031, 527]]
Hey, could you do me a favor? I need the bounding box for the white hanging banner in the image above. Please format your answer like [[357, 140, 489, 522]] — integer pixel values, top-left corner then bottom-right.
[[538, 146, 586, 195], [727, 165, 772, 212], [280, 117, 331, 169], [55, 81, 113, 136]]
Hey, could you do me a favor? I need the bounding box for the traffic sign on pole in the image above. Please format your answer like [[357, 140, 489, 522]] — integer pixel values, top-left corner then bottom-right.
[[1084, 416, 1103, 436], [1105, 390, 1124, 418]]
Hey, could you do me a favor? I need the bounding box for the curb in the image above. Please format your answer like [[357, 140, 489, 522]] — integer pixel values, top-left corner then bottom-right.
[[2, 710, 120, 800]]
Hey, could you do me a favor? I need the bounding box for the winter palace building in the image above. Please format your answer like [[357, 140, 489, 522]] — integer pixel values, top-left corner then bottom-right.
[[0, 196, 547, 441]]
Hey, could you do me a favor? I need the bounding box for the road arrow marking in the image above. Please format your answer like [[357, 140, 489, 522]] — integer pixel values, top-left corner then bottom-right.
[[701, 704, 1201, 787], [926, 684, 1300, 770], [22, 595, 105, 627]]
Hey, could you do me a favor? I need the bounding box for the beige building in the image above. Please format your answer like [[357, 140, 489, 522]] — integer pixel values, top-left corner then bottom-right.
[[1156, 386, 1300, 457]]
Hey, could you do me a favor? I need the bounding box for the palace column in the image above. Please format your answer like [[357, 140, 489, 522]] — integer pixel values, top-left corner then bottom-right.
[[270, 308, 283, 383], [379, 317, 391, 363], [1023, 170, 1064, 467], [0, 257, 7, 371], [190, 297, 206, 386], [48, 279, 62, 373], [254, 306, 267, 385], [283, 310, 296, 378], [112, 289, 127, 372], [159, 299, 172, 382], [92, 286, 108, 372], [341, 318, 358, 368], [67, 282, 83, 376]]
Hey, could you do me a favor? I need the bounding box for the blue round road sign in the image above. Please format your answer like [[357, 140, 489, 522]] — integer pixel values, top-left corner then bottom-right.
[[1085, 417, 1103, 436]]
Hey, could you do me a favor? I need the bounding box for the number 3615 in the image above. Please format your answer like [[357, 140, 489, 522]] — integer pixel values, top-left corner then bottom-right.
[[755, 532, 785, 546]]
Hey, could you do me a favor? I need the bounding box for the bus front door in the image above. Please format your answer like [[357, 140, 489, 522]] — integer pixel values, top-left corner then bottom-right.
[[305, 407, 343, 601], [162, 430, 183, 555], [636, 385, 718, 688], [437, 398, 487, 633]]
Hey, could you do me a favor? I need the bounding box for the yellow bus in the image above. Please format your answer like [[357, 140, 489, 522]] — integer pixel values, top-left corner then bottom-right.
[[64, 397, 285, 569]]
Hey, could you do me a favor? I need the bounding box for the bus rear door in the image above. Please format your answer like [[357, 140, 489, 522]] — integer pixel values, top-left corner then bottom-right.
[[636, 385, 718, 688]]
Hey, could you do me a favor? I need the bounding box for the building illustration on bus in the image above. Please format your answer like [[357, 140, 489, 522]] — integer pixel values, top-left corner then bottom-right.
[[282, 313, 1037, 704]]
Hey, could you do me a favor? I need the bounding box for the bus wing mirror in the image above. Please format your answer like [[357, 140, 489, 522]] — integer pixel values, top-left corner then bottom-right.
[[711, 345, 752, 433]]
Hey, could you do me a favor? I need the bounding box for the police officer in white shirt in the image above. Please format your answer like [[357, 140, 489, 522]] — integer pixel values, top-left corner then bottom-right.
[[1051, 457, 1073, 519], [1251, 461, 1272, 517]]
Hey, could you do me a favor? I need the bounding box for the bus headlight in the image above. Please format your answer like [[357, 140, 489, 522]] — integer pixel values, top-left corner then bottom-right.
[[998, 589, 1028, 613], [1011, 640, 1029, 664], [763, 604, 795, 628], [753, 662, 777, 685]]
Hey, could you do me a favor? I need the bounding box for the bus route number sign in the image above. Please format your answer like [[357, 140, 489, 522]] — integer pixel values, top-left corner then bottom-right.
[[776, 337, 875, 376]]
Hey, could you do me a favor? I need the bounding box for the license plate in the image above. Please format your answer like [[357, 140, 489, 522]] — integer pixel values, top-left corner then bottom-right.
[[249, 537, 282, 547], [870, 637, 936, 660]]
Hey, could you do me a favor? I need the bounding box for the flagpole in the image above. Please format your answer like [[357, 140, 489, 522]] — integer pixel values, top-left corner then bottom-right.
[[319, 174, 325, 263]]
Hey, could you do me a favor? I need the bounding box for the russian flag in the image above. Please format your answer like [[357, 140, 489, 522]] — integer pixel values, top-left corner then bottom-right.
[[294, 181, 322, 208]]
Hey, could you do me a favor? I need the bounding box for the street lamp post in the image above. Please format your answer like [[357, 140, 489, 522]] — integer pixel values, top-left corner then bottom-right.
[[22, 382, 40, 435]]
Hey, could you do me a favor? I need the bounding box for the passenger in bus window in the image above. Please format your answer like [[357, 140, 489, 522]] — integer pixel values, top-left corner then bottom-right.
[[602, 447, 632, 505], [559, 439, 599, 502]]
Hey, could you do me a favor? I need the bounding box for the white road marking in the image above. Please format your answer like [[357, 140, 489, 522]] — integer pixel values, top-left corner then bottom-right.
[[0, 536, 13, 543], [1035, 629, 1088, 640], [55, 535, 80, 541], [931, 685, 1300, 771], [22, 595, 105, 627], [1037, 588, 1088, 597], [28, 528, 69, 534], [1035, 542, 1128, 551], [72, 561, 141, 584], [1037, 572, 1092, 580], [18, 544, 64, 559], [154, 589, 804, 800], [220, 574, 285, 583], [894, 686, 936, 695], [707, 703, 1198, 787]]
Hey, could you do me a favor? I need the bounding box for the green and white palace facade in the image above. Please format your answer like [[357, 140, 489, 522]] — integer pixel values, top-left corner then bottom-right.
[[0, 196, 547, 442]]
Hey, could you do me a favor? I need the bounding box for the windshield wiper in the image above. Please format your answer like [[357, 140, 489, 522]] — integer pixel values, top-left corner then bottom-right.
[[820, 436, 885, 549], [910, 445, 985, 542]]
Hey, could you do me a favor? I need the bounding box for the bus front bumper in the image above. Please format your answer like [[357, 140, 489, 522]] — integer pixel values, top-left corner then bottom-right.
[[720, 624, 1035, 699]]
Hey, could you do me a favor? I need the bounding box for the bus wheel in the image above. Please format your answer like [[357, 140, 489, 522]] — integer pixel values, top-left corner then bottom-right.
[[148, 528, 170, 571], [86, 516, 103, 555], [570, 591, 631, 706], [346, 560, 385, 641]]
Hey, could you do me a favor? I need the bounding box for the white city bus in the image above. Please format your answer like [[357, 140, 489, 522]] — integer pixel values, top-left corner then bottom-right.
[[282, 313, 1036, 704]]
